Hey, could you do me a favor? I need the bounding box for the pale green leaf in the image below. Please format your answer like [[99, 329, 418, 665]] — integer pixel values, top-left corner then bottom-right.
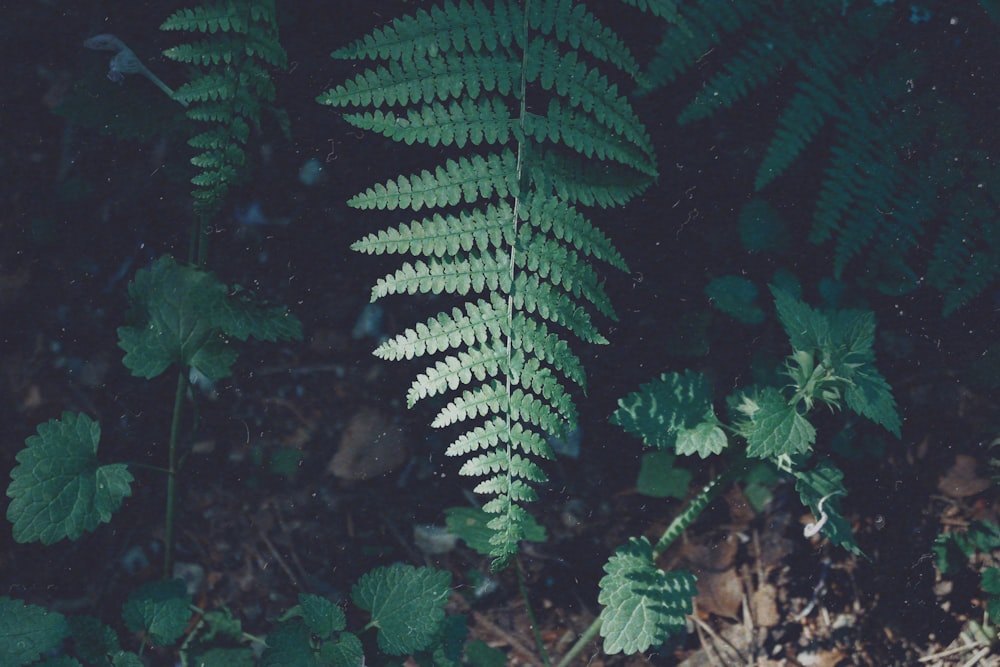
[[739, 388, 816, 460], [7, 412, 133, 544], [444, 506, 546, 557], [319, 632, 364, 667], [598, 537, 696, 654], [675, 421, 728, 458]]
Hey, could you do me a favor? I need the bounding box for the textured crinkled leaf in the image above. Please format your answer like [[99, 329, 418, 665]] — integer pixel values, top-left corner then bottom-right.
[[121, 579, 192, 646], [770, 286, 828, 353], [7, 412, 133, 544], [0, 597, 69, 666], [68, 615, 120, 664], [297, 594, 346, 638], [118, 256, 300, 381], [351, 564, 451, 655], [260, 621, 317, 667], [739, 388, 816, 460], [319, 631, 364, 667], [598, 537, 696, 654], [794, 459, 863, 557], [610, 370, 717, 451], [675, 421, 728, 458], [845, 366, 900, 436]]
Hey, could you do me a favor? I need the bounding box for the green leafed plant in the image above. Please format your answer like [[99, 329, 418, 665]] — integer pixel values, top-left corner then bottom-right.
[[320, 0, 657, 567], [547, 288, 900, 660]]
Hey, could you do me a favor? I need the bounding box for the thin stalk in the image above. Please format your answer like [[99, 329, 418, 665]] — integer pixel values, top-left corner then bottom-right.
[[516, 557, 552, 667], [163, 369, 188, 578], [555, 454, 749, 667]]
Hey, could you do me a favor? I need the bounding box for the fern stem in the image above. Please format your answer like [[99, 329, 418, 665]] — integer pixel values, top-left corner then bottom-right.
[[516, 557, 552, 667], [653, 453, 748, 560], [163, 368, 187, 578]]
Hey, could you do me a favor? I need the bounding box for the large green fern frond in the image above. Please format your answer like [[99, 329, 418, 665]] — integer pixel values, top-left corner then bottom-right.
[[643, 1, 1000, 312], [323, 0, 656, 565], [161, 0, 286, 221]]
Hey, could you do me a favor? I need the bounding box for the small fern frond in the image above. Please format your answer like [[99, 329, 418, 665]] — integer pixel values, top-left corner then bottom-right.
[[324, 0, 656, 564], [162, 0, 285, 219]]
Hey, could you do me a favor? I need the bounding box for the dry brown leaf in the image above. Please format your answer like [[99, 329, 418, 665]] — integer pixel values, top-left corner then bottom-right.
[[937, 454, 991, 499], [327, 405, 408, 480]]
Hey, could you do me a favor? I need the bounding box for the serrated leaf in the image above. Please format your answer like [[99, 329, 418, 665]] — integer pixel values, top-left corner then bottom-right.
[[319, 631, 364, 667], [260, 621, 317, 667], [739, 388, 816, 460], [297, 594, 346, 639], [636, 451, 692, 499], [351, 564, 451, 655], [7, 412, 133, 544], [675, 421, 728, 458], [0, 597, 69, 666], [68, 615, 120, 664], [706, 275, 765, 324], [610, 370, 718, 452], [444, 506, 546, 557], [598, 537, 696, 654], [122, 579, 192, 646], [118, 255, 301, 381], [793, 459, 864, 557]]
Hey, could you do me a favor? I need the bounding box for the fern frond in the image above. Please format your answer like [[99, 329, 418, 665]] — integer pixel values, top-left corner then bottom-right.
[[162, 0, 285, 219], [325, 0, 656, 563]]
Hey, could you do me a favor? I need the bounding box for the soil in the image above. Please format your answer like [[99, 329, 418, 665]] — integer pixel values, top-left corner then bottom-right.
[[2, 2, 999, 666]]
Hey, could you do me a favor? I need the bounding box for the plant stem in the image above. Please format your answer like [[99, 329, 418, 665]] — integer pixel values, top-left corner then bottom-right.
[[163, 369, 187, 578], [555, 454, 749, 667], [516, 557, 552, 667]]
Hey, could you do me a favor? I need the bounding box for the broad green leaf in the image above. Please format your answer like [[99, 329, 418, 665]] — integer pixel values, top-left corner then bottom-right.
[[352, 564, 451, 655], [794, 459, 863, 557], [7, 412, 133, 544], [0, 597, 69, 667], [636, 451, 692, 499], [68, 615, 120, 664], [610, 370, 718, 452], [318, 631, 364, 667], [122, 579, 192, 646], [297, 593, 346, 638], [444, 506, 546, 557], [118, 255, 301, 381], [260, 621, 317, 667], [598, 537, 696, 654], [705, 275, 765, 324], [738, 388, 816, 461]]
